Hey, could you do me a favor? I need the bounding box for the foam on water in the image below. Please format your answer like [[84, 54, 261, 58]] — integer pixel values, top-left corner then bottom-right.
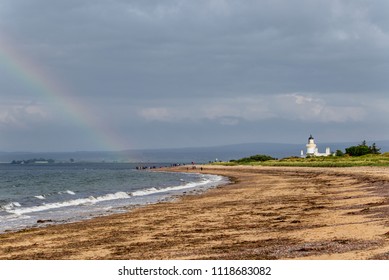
[[6, 175, 224, 216], [58, 190, 76, 195], [0, 163, 228, 233], [1, 202, 21, 211], [7, 191, 132, 215], [132, 175, 220, 196]]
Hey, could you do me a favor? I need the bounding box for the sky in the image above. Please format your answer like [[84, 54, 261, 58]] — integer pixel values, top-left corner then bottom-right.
[[0, 0, 388, 152]]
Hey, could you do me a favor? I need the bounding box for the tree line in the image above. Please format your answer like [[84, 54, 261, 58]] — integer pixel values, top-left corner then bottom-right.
[[337, 140, 381, 157]]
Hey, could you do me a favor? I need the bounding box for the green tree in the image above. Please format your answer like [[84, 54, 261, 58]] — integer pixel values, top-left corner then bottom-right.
[[369, 143, 381, 154], [345, 141, 381, 156], [345, 145, 370, 156], [231, 154, 275, 163]]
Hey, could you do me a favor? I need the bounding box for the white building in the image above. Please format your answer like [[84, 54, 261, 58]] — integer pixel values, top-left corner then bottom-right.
[[301, 135, 332, 157]]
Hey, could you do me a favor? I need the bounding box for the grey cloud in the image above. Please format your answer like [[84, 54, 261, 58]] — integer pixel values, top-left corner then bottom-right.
[[0, 0, 388, 151], [135, 93, 369, 125], [0, 102, 49, 129], [3, 0, 388, 99]]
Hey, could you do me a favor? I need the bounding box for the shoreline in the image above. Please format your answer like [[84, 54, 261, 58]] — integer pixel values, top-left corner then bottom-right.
[[0, 169, 227, 234], [0, 165, 389, 259]]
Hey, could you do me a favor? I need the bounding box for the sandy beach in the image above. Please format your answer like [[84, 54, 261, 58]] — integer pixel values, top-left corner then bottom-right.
[[0, 165, 389, 260]]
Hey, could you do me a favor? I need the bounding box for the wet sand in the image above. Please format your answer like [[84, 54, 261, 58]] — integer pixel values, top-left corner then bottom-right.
[[1, 165, 389, 260]]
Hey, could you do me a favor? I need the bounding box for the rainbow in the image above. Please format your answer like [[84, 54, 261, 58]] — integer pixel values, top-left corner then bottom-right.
[[0, 34, 129, 152]]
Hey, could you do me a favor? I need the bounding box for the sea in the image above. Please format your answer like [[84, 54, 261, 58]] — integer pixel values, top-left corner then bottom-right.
[[0, 162, 227, 233]]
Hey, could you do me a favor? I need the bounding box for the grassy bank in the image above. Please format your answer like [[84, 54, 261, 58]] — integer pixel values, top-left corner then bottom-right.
[[216, 153, 389, 167]]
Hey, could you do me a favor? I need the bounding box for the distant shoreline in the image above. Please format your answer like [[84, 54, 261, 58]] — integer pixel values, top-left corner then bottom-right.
[[0, 165, 389, 259], [2, 140, 388, 164]]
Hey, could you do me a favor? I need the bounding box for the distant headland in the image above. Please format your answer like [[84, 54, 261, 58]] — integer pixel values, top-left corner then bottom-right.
[[10, 158, 55, 165]]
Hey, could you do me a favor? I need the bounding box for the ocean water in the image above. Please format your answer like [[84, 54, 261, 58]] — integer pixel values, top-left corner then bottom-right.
[[0, 163, 227, 233]]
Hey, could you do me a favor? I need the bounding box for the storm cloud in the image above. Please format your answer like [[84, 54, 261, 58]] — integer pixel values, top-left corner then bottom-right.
[[0, 0, 388, 151]]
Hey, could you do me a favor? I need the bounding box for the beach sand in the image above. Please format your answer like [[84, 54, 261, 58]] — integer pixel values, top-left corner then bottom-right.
[[0, 165, 389, 260]]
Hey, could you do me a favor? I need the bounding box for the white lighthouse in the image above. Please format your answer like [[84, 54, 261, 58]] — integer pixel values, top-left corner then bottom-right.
[[306, 134, 317, 156], [301, 135, 332, 157]]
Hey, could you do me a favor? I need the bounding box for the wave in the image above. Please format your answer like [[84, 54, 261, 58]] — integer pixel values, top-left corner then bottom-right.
[[33, 189, 76, 200], [6, 174, 224, 215], [65, 190, 76, 195], [58, 190, 76, 195], [1, 202, 21, 211], [7, 192, 132, 215], [132, 175, 220, 196]]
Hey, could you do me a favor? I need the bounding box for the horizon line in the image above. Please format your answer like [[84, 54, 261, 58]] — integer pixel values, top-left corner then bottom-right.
[[2, 139, 389, 154]]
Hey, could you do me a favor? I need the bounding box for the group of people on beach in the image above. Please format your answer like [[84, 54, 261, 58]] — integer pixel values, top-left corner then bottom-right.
[[135, 162, 200, 170]]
